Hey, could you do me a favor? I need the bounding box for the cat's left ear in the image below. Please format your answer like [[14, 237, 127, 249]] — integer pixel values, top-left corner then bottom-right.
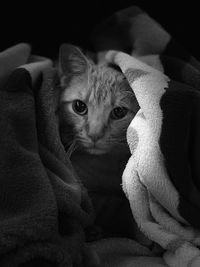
[[59, 44, 90, 76]]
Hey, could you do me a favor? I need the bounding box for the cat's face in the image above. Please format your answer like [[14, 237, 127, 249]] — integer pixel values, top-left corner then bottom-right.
[[58, 44, 139, 155]]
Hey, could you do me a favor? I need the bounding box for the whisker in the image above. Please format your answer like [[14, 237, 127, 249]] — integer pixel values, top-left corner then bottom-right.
[[66, 138, 78, 158]]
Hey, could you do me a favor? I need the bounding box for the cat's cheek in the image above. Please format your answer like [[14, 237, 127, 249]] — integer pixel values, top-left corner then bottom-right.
[[75, 121, 87, 139], [111, 119, 127, 131], [67, 109, 81, 124]]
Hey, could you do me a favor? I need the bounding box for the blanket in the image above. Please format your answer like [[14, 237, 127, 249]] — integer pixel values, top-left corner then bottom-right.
[[0, 44, 155, 266], [91, 5, 200, 267], [0, 44, 97, 266], [1, 5, 200, 267]]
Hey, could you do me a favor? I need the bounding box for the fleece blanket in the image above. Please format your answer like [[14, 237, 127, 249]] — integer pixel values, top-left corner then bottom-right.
[[1, 5, 200, 267], [0, 44, 98, 266], [91, 5, 200, 267]]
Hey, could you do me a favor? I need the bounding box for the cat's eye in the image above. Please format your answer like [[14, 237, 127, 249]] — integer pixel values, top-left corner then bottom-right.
[[110, 107, 128, 120], [72, 100, 88, 115]]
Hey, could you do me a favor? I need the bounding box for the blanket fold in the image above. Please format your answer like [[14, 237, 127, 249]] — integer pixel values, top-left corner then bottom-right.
[[91, 5, 200, 267], [0, 44, 96, 266]]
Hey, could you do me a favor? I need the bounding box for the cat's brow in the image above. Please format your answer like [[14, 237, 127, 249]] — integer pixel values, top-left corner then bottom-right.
[[60, 100, 71, 104]]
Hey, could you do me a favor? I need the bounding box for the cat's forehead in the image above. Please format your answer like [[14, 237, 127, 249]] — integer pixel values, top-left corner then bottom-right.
[[87, 65, 126, 104], [89, 64, 125, 88], [61, 76, 88, 102], [61, 64, 132, 106]]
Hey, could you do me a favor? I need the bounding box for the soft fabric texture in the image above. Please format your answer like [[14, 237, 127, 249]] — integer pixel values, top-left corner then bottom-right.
[[92, 5, 200, 267], [0, 44, 96, 266], [1, 5, 200, 267]]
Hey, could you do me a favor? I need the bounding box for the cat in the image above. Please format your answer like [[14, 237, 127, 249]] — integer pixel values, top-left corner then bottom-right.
[[57, 44, 140, 240], [58, 44, 139, 156]]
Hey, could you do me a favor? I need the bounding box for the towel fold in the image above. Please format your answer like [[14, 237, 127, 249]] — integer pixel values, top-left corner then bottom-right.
[[93, 5, 200, 267]]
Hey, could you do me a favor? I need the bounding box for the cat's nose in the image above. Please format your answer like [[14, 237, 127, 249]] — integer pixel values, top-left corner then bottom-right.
[[88, 133, 102, 143]]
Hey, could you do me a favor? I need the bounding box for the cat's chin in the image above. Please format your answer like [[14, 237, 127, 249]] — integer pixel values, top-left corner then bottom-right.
[[86, 148, 107, 155], [83, 143, 129, 155]]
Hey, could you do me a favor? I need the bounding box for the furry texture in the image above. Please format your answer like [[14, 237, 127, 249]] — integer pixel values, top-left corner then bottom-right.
[[106, 48, 200, 267], [58, 44, 139, 155]]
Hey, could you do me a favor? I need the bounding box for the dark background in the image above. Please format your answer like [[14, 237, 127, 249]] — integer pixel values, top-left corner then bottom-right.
[[1, 1, 199, 60]]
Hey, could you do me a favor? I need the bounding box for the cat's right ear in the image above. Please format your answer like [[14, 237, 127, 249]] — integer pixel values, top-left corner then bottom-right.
[[59, 44, 89, 76]]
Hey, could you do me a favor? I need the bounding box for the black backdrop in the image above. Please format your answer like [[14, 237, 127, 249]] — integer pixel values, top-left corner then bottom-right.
[[1, 1, 199, 60]]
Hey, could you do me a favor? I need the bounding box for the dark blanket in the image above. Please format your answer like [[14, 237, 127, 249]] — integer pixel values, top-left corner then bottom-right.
[[0, 44, 96, 266], [1, 5, 200, 267]]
